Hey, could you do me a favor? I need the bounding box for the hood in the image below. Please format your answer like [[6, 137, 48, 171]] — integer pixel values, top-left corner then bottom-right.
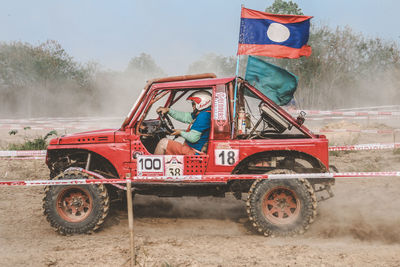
[[49, 129, 117, 145]]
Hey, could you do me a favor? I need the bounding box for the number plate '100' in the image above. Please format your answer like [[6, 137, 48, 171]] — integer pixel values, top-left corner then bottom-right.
[[137, 155, 164, 176]]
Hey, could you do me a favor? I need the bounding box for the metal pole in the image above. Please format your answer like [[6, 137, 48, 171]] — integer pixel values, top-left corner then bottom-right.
[[231, 56, 241, 138], [232, 56, 241, 117], [232, 4, 244, 117], [231, 4, 244, 138], [126, 180, 135, 266]]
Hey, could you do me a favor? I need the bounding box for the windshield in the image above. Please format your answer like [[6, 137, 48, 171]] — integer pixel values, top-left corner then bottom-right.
[[122, 88, 146, 128]]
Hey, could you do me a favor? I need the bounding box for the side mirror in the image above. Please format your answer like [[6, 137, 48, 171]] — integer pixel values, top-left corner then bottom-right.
[[296, 111, 306, 126]]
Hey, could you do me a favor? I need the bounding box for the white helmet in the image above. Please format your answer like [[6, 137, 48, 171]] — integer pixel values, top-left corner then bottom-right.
[[187, 91, 212, 110]]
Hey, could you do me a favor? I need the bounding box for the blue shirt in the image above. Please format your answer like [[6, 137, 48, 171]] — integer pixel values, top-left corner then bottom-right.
[[186, 107, 211, 151]]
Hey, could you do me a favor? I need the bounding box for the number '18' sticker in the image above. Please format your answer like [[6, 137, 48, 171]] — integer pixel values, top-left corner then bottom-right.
[[215, 149, 239, 166]]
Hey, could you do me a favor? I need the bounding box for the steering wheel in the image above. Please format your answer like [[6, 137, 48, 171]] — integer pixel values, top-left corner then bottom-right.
[[157, 111, 175, 134]]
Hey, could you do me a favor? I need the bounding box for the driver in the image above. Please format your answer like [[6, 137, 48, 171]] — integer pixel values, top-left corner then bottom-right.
[[154, 91, 212, 155]]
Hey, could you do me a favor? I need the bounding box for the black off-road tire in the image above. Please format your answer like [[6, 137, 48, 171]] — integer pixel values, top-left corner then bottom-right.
[[42, 170, 110, 235], [246, 169, 317, 237]]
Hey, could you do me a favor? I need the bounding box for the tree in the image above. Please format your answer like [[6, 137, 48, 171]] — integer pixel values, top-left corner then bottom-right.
[[187, 53, 237, 77], [0, 40, 97, 117], [126, 53, 164, 79], [271, 25, 400, 109], [265, 0, 304, 15], [262, 1, 400, 109]]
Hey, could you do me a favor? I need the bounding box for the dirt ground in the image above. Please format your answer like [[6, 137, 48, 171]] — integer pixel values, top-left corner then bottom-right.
[[1, 120, 400, 266]]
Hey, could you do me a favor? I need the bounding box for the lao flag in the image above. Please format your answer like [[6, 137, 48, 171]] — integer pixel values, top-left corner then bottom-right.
[[238, 7, 312, 58]]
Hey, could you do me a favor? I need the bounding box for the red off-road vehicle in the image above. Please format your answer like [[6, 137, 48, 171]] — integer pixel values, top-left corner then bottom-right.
[[43, 73, 333, 236]]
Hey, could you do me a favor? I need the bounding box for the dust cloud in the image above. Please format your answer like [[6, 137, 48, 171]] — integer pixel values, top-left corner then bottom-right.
[[306, 145, 400, 244], [93, 71, 147, 117], [308, 179, 400, 244], [1, 48, 399, 119], [0, 71, 149, 119], [342, 68, 400, 109]]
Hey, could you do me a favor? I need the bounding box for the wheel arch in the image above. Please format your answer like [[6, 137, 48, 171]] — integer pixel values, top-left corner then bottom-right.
[[233, 150, 328, 174], [47, 148, 119, 178]]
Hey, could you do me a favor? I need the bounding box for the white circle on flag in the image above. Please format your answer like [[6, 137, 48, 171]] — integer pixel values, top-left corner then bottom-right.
[[267, 23, 290, 42]]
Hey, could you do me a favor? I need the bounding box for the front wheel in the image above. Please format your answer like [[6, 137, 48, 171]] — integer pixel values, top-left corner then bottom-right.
[[42, 171, 110, 235], [246, 170, 317, 236]]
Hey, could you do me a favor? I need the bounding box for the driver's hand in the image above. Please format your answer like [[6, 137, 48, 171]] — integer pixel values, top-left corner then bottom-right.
[[157, 107, 169, 114], [171, 129, 181, 136]]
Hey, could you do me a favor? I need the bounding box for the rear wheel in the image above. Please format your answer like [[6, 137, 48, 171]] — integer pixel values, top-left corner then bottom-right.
[[43, 170, 110, 235], [246, 169, 317, 236]]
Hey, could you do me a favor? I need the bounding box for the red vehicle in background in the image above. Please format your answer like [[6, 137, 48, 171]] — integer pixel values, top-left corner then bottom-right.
[[43, 73, 333, 236]]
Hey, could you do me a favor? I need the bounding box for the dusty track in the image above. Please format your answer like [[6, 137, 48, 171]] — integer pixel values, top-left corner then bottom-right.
[[1, 122, 400, 266]]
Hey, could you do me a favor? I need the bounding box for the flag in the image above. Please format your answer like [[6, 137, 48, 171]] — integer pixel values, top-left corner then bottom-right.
[[245, 56, 298, 106], [238, 7, 312, 58]]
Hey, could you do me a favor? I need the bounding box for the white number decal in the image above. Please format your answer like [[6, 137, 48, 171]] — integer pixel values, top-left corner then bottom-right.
[[165, 155, 184, 177], [137, 156, 164, 175], [215, 149, 239, 166]]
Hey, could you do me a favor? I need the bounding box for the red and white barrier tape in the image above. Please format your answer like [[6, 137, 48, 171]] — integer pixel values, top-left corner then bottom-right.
[[318, 128, 396, 134], [0, 125, 94, 130], [0, 179, 126, 187], [307, 116, 400, 121], [1, 156, 45, 160], [335, 105, 400, 112], [1, 142, 400, 160], [1, 118, 397, 130], [291, 110, 400, 117], [0, 150, 46, 157], [2, 111, 400, 131], [1, 171, 400, 187], [0, 116, 121, 130], [0, 116, 120, 123], [328, 143, 400, 151]]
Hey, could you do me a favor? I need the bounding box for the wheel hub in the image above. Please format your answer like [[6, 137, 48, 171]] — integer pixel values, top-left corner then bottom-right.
[[56, 187, 93, 223], [65, 193, 89, 213], [262, 187, 300, 225], [276, 196, 290, 209]]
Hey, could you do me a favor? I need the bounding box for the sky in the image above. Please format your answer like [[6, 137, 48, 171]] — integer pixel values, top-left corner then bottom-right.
[[0, 0, 399, 74]]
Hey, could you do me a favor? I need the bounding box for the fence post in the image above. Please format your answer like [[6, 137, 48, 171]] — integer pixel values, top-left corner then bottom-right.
[[126, 180, 136, 266]]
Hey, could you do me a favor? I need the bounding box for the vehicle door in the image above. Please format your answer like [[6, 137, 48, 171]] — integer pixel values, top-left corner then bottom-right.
[[131, 87, 210, 178]]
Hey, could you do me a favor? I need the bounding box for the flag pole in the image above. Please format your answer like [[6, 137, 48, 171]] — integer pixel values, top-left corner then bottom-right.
[[233, 56, 240, 116], [231, 4, 243, 138]]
